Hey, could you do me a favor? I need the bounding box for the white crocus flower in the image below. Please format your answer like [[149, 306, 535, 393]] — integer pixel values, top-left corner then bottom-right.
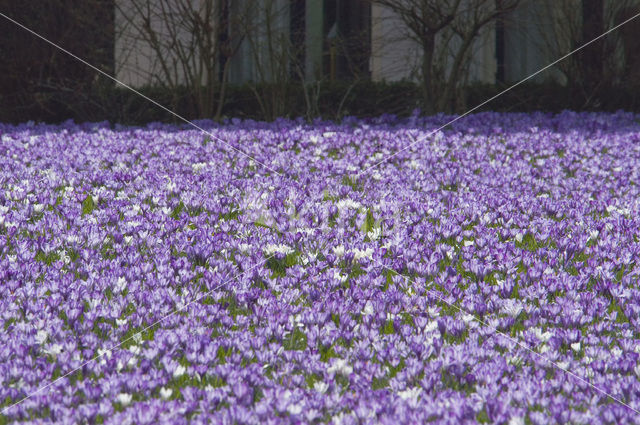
[[445, 247, 454, 259], [287, 402, 303, 415], [44, 343, 63, 356], [508, 355, 523, 367], [59, 250, 70, 265], [98, 348, 113, 360], [35, 330, 48, 345], [336, 199, 362, 211], [173, 364, 186, 378], [332, 245, 345, 258], [264, 244, 294, 256], [116, 393, 132, 406], [115, 276, 127, 293], [531, 328, 553, 343], [367, 227, 381, 241], [313, 381, 329, 394], [424, 321, 438, 333], [333, 270, 348, 283], [160, 387, 173, 400], [327, 358, 353, 376], [332, 412, 349, 425], [508, 416, 525, 425], [353, 248, 374, 261], [501, 299, 523, 317], [192, 163, 207, 173], [398, 387, 421, 403]]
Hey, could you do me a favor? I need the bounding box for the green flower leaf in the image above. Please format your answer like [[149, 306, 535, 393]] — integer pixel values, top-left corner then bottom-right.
[[81, 195, 95, 215]]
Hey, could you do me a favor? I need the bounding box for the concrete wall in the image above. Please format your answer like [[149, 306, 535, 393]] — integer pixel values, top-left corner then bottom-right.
[[370, 3, 421, 82], [114, 0, 159, 87], [115, 0, 213, 87]]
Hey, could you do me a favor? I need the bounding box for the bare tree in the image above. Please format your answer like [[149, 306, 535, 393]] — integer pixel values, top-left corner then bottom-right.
[[241, 0, 295, 121], [370, 0, 520, 113], [115, 0, 246, 120], [0, 0, 115, 123], [534, 0, 638, 106], [615, 3, 640, 86]]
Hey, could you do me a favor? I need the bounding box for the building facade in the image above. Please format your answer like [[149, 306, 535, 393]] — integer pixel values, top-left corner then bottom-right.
[[114, 0, 639, 88]]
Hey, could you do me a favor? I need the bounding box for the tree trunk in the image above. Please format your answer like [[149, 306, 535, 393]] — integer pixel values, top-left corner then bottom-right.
[[214, 56, 231, 121], [439, 34, 474, 113], [421, 34, 435, 114], [580, 0, 604, 93]]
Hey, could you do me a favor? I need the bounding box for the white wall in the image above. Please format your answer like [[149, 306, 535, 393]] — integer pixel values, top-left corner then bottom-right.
[[114, 0, 158, 87], [370, 3, 421, 82], [115, 0, 218, 87]]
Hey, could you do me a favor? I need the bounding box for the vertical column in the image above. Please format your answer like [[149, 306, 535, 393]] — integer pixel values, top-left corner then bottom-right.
[[305, 0, 324, 81]]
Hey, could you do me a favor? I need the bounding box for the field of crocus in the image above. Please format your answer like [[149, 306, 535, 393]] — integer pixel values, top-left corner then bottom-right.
[[1, 111, 640, 424]]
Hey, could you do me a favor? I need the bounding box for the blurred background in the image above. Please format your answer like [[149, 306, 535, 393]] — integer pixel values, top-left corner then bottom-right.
[[1, 0, 639, 124]]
